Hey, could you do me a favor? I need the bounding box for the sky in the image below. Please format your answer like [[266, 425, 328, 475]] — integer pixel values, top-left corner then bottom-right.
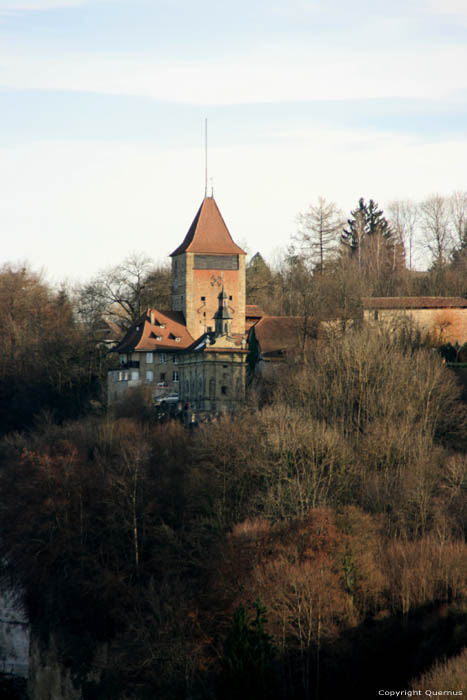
[[1, 0, 467, 283]]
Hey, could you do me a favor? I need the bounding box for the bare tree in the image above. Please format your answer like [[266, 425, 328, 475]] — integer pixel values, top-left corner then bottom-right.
[[419, 194, 453, 269], [449, 190, 467, 250], [77, 252, 170, 328], [388, 199, 419, 271], [293, 197, 344, 274]]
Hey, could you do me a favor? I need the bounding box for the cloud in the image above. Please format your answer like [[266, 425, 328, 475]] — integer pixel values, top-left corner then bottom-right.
[[423, 0, 467, 14], [1, 38, 467, 104], [2, 125, 467, 280], [0, 0, 94, 9]]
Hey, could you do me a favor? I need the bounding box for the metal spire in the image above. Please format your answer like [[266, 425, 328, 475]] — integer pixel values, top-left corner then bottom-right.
[[204, 118, 208, 198]]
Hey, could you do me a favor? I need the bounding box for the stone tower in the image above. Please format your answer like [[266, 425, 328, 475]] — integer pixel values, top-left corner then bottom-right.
[[170, 196, 246, 339]]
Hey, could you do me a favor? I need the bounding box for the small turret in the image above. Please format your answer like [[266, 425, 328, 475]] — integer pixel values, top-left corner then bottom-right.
[[213, 287, 232, 336]]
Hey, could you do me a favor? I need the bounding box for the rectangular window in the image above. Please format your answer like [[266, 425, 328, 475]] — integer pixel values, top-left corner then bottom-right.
[[172, 371, 179, 382], [146, 352, 154, 364], [120, 354, 126, 364], [131, 371, 139, 381], [194, 254, 239, 270], [146, 370, 154, 382], [172, 355, 178, 364], [160, 372, 166, 382], [159, 353, 167, 363]]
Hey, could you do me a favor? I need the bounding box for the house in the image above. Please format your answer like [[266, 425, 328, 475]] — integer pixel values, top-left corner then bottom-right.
[[107, 309, 193, 404], [363, 297, 467, 345], [247, 315, 305, 376], [178, 287, 248, 412], [108, 195, 249, 412]]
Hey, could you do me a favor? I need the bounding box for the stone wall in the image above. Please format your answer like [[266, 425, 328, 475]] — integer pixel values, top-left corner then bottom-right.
[[364, 307, 467, 345]]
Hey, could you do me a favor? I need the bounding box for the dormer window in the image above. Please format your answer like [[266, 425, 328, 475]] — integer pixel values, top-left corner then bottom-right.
[[175, 337, 181, 343], [156, 335, 162, 341]]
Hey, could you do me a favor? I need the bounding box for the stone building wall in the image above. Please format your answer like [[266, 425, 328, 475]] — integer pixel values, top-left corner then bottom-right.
[[179, 350, 246, 412], [172, 252, 245, 339], [364, 307, 467, 345], [107, 350, 181, 404]]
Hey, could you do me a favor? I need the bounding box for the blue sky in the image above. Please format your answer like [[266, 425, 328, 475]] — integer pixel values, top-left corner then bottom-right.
[[1, 0, 467, 281]]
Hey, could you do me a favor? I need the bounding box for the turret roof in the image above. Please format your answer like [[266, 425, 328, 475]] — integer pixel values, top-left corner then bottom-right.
[[170, 196, 246, 257]]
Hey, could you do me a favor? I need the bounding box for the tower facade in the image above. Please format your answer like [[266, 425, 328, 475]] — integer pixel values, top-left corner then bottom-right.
[[170, 196, 246, 339]]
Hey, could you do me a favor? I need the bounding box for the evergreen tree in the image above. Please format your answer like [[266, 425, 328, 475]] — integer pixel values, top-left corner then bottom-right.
[[220, 599, 276, 699], [341, 198, 403, 293], [342, 198, 393, 251], [246, 252, 275, 312]]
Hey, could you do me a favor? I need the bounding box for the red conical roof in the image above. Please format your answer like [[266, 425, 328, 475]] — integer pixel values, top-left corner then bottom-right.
[[170, 196, 246, 256]]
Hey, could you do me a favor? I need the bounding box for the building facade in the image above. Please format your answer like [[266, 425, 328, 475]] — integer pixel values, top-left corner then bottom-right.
[[363, 297, 467, 345], [108, 196, 248, 412], [170, 196, 246, 339]]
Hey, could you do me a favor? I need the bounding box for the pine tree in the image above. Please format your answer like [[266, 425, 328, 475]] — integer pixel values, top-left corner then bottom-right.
[[341, 198, 403, 291], [220, 599, 276, 699]]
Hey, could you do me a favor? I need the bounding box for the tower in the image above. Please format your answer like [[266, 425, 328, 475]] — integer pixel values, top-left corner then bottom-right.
[[213, 287, 233, 336], [170, 196, 246, 339]]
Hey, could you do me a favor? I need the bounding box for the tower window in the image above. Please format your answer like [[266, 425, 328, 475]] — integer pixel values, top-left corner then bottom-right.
[[201, 296, 206, 301], [229, 296, 232, 300]]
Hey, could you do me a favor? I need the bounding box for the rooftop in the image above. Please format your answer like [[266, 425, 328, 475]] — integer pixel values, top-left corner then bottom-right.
[[363, 297, 467, 310], [251, 315, 305, 355], [113, 309, 194, 353], [170, 196, 246, 257]]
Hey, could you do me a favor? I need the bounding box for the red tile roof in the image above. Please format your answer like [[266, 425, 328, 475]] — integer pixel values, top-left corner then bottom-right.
[[113, 309, 194, 353], [251, 316, 305, 355], [363, 297, 467, 309], [170, 196, 246, 257], [245, 304, 264, 318]]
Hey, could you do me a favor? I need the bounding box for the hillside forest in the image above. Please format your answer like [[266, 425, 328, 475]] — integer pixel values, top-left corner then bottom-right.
[[0, 193, 467, 699]]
